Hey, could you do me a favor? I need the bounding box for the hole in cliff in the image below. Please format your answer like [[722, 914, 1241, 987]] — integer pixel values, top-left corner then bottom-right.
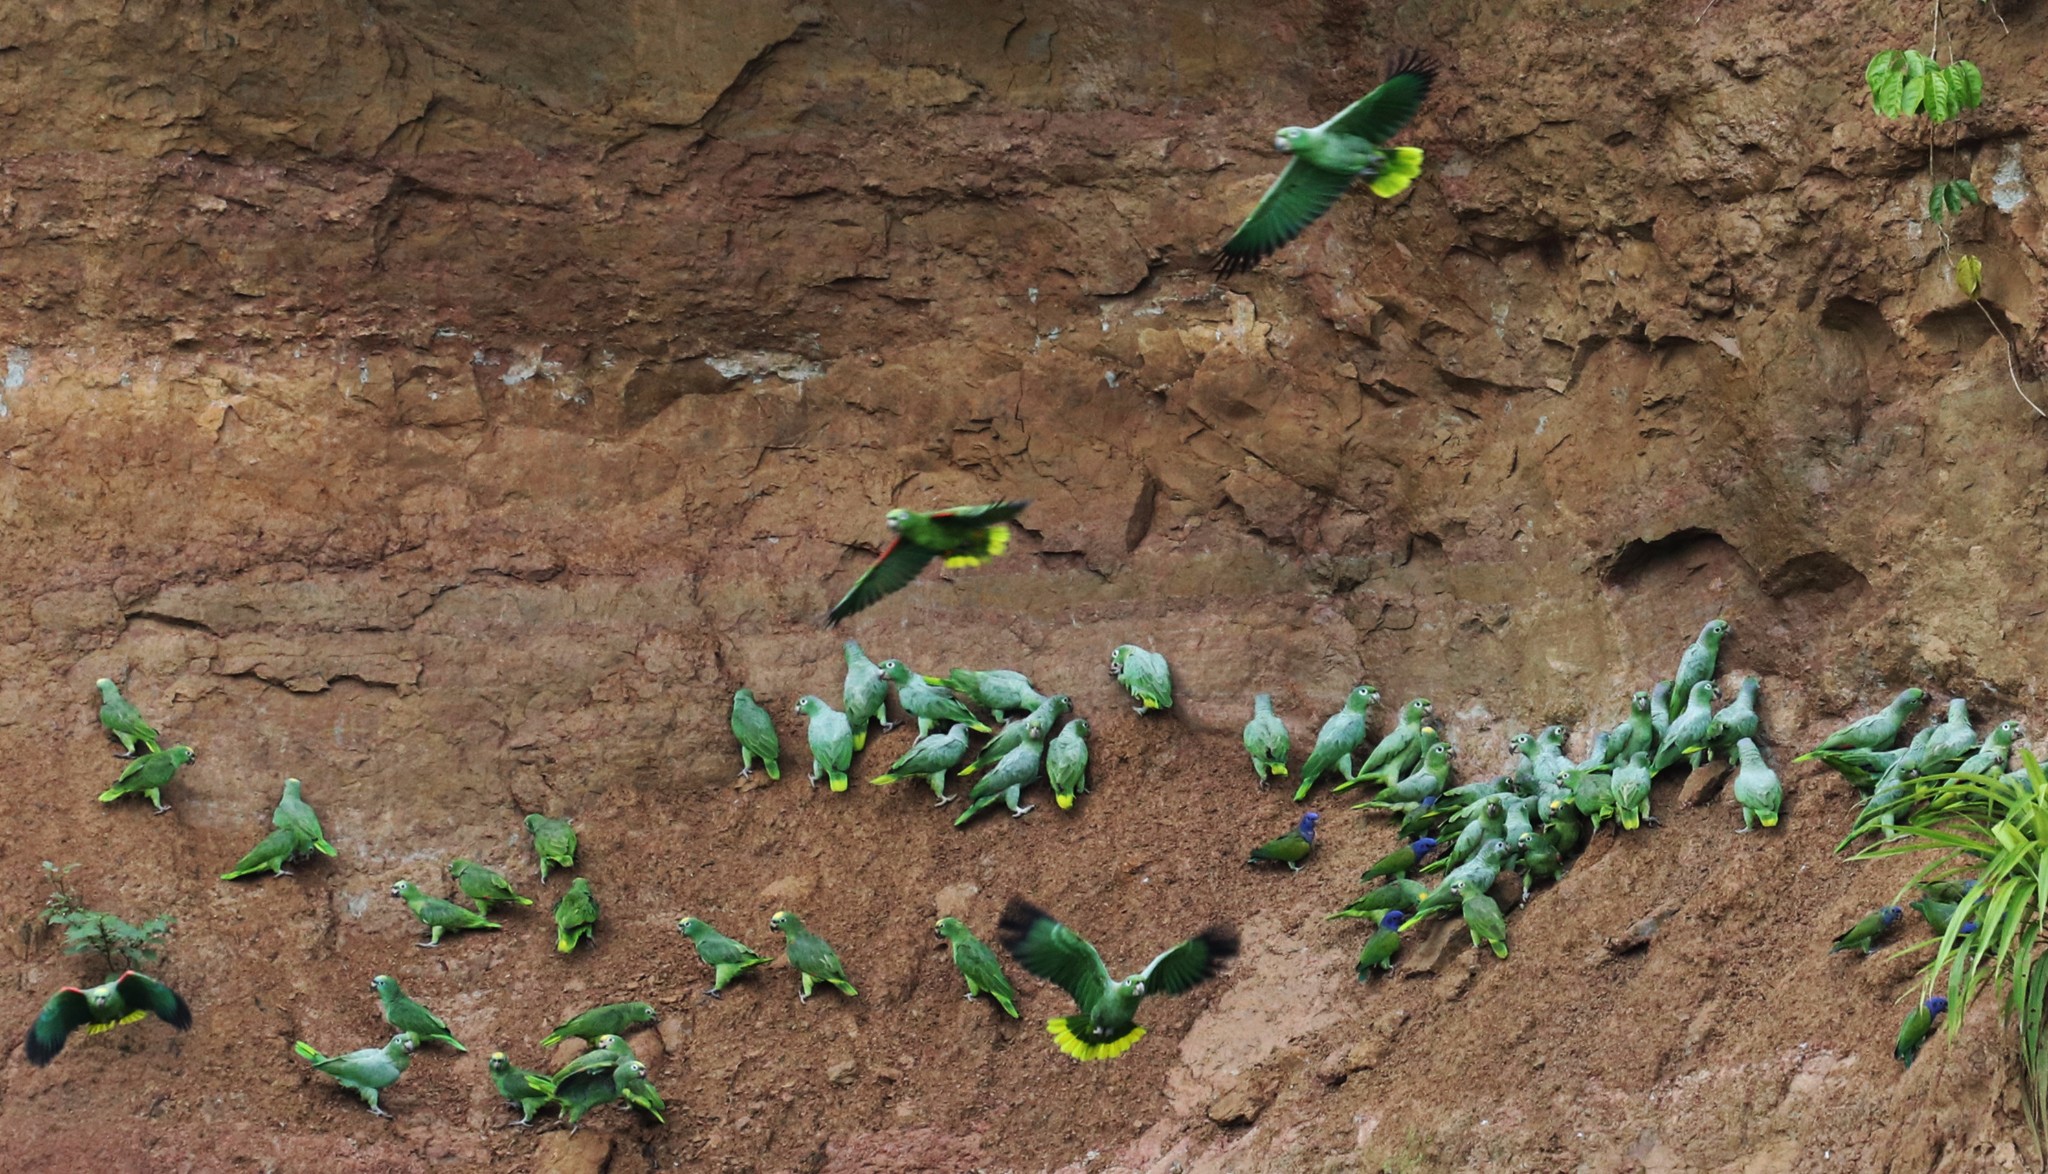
[[1914, 301, 2004, 356], [1761, 551, 1869, 600], [1819, 296, 1890, 340], [1600, 528, 1749, 588]]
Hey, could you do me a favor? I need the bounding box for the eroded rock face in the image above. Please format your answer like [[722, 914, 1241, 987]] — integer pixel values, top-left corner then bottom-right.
[[1, 0, 2044, 1170]]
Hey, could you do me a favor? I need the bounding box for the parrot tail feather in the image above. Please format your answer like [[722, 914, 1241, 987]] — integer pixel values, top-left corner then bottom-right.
[[968, 721, 993, 734], [88, 1010, 150, 1035], [1048, 1018, 1144, 1061], [943, 524, 1012, 567], [871, 774, 900, 786], [293, 1040, 326, 1063], [1368, 147, 1425, 198], [851, 731, 867, 752], [96, 788, 125, 803], [1269, 765, 1288, 775], [830, 774, 849, 793], [558, 934, 574, 953], [315, 840, 338, 856], [1054, 793, 1074, 810], [1761, 812, 1780, 828]]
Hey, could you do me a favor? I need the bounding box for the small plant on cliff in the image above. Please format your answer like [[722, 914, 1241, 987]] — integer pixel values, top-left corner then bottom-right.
[[38, 862, 176, 974], [1846, 753, 2048, 1159]]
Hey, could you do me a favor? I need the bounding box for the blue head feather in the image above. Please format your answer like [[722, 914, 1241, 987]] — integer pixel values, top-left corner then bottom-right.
[[1298, 811, 1321, 840], [1926, 996, 1949, 1014], [1880, 906, 1903, 927], [1959, 920, 1979, 935], [1379, 910, 1407, 930], [1412, 836, 1439, 857], [1419, 795, 1439, 811]]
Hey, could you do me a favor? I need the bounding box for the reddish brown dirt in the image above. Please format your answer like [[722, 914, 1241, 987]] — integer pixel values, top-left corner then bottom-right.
[[3, 0, 2048, 1170]]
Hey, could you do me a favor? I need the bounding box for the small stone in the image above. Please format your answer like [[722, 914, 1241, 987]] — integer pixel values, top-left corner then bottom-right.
[[658, 1017, 688, 1057], [534, 1131, 613, 1174], [827, 1058, 857, 1086], [1678, 761, 1733, 808], [1207, 1080, 1269, 1128]]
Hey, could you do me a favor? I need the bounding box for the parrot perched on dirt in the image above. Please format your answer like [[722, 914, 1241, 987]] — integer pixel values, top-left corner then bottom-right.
[[729, 688, 782, 780], [1956, 720, 2021, 778], [1296, 686, 1381, 802], [1706, 677, 1761, 758], [371, 974, 464, 1052], [935, 917, 1020, 1017], [1798, 689, 1929, 760], [1832, 905, 1904, 954], [997, 897, 1237, 1061], [554, 877, 600, 954], [1355, 911, 1409, 979], [938, 668, 1048, 722], [1918, 697, 1980, 771], [954, 723, 1049, 826], [1909, 896, 1964, 933], [270, 777, 335, 859], [1343, 697, 1434, 793], [1213, 51, 1437, 275], [1046, 719, 1092, 810], [871, 723, 973, 804], [840, 641, 893, 751], [1330, 878, 1428, 921], [553, 1065, 625, 1125], [1606, 692, 1658, 765], [24, 971, 191, 1066], [548, 1034, 636, 1083], [1649, 682, 1674, 745], [448, 858, 532, 916], [1407, 839, 1510, 926], [98, 745, 194, 813], [293, 1033, 417, 1117], [677, 916, 774, 996], [94, 678, 161, 757], [1527, 726, 1573, 791], [1611, 751, 1654, 830], [1462, 890, 1510, 959], [826, 500, 1031, 624], [963, 694, 1070, 776], [525, 813, 578, 882], [1516, 832, 1563, 903], [1110, 644, 1174, 713], [769, 910, 858, 1002], [794, 695, 855, 791], [1243, 694, 1292, 786], [1248, 811, 1320, 871], [1357, 742, 1455, 812], [1895, 996, 1949, 1066], [614, 1059, 666, 1123], [488, 1052, 556, 1125], [1732, 738, 1782, 831], [1359, 836, 1438, 883], [878, 660, 991, 739], [1670, 619, 1730, 718], [538, 1001, 655, 1048], [391, 879, 500, 947], [1651, 682, 1720, 774], [220, 826, 301, 880]]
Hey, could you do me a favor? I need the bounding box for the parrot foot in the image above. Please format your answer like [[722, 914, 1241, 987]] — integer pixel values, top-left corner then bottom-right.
[[369, 1106, 392, 1119], [798, 993, 809, 1004], [879, 719, 896, 731], [152, 804, 172, 815], [416, 940, 441, 948], [739, 766, 753, 778], [704, 988, 723, 999], [1131, 705, 1147, 715], [277, 868, 294, 876], [1010, 805, 1035, 818], [934, 795, 956, 807]]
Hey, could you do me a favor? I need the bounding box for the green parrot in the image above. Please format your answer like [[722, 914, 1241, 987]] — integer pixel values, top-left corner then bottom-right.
[[997, 898, 1238, 1062], [1956, 720, 2021, 778], [1705, 677, 1761, 758], [1243, 694, 1292, 786], [391, 879, 500, 947], [1731, 738, 1782, 832], [1355, 911, 1408, 979], [826, 500, 1031, 624], [677, 916, 773, 996], [1612, 751, 1654, 831], [1248, 811, 1321, 871], [1356, 742, 1455, 812], [371, 974, 464, 1051], [267, 778, 335, 859], [1908, 896, 1961, 933], [1527, 726, 1573, 791], [934, 917, 1020, 1017], [1606, 692, 1658, 765], [488, 1052, 557, 1125], [1919, 877, 1979, 905], [729, 688, 782, 780], [1407, 839, 1510, 927], [1358, 836, 1439, 884], [1109, 644, 1173, 713], [1917, 697, 1980, 771], [1295, 685, 1381, 802], [554, 877, 600, 954], [1574, 730, 1615, 773], [448, 858, 532, 916], [841, 641, 893, 752], [1651, 681, 1719, 775], [1342, 697, 1433, 792], [1804, 745, 1909, 790], [953, 722, 1049, 826], [24, 970, 191, 1065], [1500, 793, 1537, 847], [553, 1067, 624, 1126], [1669, 619, 1730, 719], [1895, 996, 1948, 1066], [1563, 766, 1615, 828], [961, 694, 1070, 776], [792, 694, 855, 791], [221, 826, 301, 880], [549, 1034, 636, 1083], [938, 669, 1048, 722], [1648, 682, 1674, 746], [489, 1049, 561, 1122], [94, 678, 161, 757], [1516, 832, 1563, 903], [1542, 798, 1587, 855], [870, 723, 972, 804], [1831, 905, 1903, 954], [538, 1001, 656, 1048], [1213, 51, 1437, 275], [1046, 719, 1092, 811], [1461, 890, 1510, 959], [1797, 688, 1928, 760], [1430, 793, 1504, 869], [769, 910, 858, 1002], [614, 1059, 666, 1123], [98, 745, 194, 813], [1506, 731, 1541, 790], [525, 813, 578, 883], [293, 1033, 417, 1117], [877, 660, 991, 739], [1328, 878, 1427, 921]]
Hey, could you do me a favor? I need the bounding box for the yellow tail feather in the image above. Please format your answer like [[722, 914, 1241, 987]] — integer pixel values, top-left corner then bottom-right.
[[942, 523, 1011, 567], [830, 774, 848, 793], [852, 731, 867, 752], [1142, 698, 1160, 710], [871, 774, 899, 786], [1270, 765, 1289, 775], [558, 935, 575, 953], [1368, 146, 1425, 198], [1055, 793, 1074, 810], [88, 1010, 149, 1035], [1048, 1018, 1144, 1061], [1761, 812, 1780, 828]]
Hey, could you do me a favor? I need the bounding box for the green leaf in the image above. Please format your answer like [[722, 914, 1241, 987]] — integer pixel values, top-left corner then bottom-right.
[[1956, 253, 1983, 299], [1867, 50, 1908, 117], [1902, 72, 1927, 119], [1950, 60, 1984, 109]]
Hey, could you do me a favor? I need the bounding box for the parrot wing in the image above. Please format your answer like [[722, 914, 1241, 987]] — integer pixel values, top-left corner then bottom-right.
[[1322, 52, 1438, 143], [24, 988, 94, 1066], [114, 972, 192, 1032], [1137, 927, 1240, 995], [998, 899, 1111, 1014], [827, 538, 936, 625], [1215, 158, 1357, 276]]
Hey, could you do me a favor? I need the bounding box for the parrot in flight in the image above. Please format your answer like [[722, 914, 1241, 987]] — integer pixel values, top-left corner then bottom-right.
[[95, 678, 161, 757], [997, 897, 1238, 1061], [1214, 51, 1438, 276], [24, 970, 191, 1065], [826, 500, 1031, 624]]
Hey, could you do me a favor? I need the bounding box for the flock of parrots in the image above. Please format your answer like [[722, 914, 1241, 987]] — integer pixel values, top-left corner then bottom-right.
[[22, 53, 2004, 1126]]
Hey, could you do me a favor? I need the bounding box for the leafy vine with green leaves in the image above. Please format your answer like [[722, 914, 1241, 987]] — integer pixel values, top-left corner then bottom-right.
[[38, 861, 176, 975]]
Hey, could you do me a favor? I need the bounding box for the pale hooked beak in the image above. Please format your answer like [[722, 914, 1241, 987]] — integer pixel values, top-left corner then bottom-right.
[[1273, 134, 1291, 152]]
